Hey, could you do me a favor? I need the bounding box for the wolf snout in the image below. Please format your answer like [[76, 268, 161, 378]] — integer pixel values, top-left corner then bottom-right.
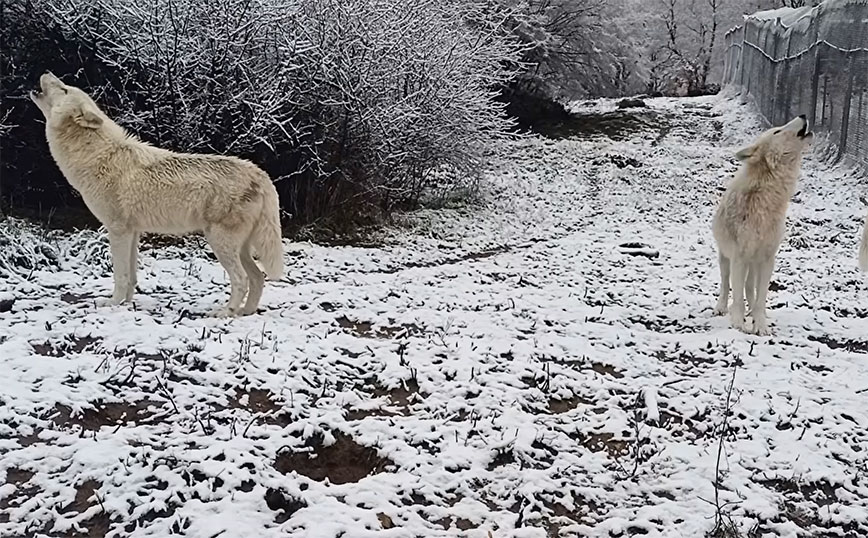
[[797, 116, 810, 138], [38, 71, 60, 90]]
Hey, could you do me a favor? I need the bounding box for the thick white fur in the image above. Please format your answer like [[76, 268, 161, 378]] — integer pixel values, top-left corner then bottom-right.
[[712, 116, 813, 335], [30, 72, 283, 317]]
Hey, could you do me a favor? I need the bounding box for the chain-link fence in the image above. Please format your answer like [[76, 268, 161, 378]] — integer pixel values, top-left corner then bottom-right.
[[723, 0, 868, 167]]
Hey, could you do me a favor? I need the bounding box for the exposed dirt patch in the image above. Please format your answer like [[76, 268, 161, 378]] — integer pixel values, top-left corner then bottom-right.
[[264, 487, 307, 523], [590, 362, 625, 379], [618, 242, 659, 259], [122, 505, 179, 534], [32, 334, 102, 357], [593, 153, 643, 168], [535, 109, 668, 140], [487, 447, 517, 471], [346, 378, 423, 420], [808, 335, 868, 354], [319, 301, 338, 312], [229, 388, 291, 427], [571, 431, 630, 458], [657, 408, 707, 439], [0, 297, 14, 313], [541, 493, 598, 536], [757, 477, 839, 508], [274, 432, 394, 484], [618, 98, 647, 109], [749, 477, 867, 537], [336, 316, 423, 339], [0, 468, 39, 524], [768, 280, 786, 292], [652, 347, 738, 369], [57, 479, 110, 537], [51, 400, 159, 431], [542, 358, 625, 379], [547, 395, 594, 414], [628, 316, 708, 334], [3, 468, 34, 486], [60, 291, 95, 304]]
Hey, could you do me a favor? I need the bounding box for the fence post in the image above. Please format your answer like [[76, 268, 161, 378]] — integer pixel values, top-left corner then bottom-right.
[[835, 3, 863, 161], [735, 26, 744, 87], [781, 29, 793, 122], [762, 23, 775, 122], [742, 21, 753, 92], [809, 4, 823, 127], [770, 19, 782, 125], [838, 54, 856, 160]]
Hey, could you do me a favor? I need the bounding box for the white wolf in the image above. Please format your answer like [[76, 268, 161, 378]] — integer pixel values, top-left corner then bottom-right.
[[712, 115, 813, 335], [30, 72, 284, 317]]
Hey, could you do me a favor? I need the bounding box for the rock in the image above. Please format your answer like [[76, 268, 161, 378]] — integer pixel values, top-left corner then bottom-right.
[[618, 98, 647, 109]]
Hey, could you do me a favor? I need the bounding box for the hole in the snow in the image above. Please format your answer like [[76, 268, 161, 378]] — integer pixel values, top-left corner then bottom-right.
[[274, 432, 394, 484], [264, 487, 307, 523]]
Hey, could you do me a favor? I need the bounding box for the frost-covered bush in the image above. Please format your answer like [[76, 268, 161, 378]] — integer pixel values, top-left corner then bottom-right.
[[1, 0, 523, 226], [0, 218, 60, 279], [497, 0, 629, 99]]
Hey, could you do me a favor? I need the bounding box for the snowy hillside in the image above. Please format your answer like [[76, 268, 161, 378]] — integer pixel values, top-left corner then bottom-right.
[[1, 93, 867, 538]]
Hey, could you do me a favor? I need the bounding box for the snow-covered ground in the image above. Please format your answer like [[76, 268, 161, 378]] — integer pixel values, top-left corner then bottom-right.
[[1, 93, 867, 538]]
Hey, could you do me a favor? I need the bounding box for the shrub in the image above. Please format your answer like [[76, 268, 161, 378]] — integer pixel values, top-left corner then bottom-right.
[[0, 0, 523, 229]]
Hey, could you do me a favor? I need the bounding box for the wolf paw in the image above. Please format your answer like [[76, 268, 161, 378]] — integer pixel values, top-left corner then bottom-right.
[[751, 319, 771, 336], [209, 306, 240, 318], [97, 296, 128, 307], [729, 314, 747, 332]]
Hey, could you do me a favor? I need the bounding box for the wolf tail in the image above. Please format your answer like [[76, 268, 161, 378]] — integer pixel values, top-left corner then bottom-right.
[[859, 211, 868, 272], [252, 176, 284, 280]]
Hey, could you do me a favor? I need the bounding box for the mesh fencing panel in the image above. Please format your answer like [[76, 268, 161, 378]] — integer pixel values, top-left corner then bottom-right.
[[724, 0, 868, 168]]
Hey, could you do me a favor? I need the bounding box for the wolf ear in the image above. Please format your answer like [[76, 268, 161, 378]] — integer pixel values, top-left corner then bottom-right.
[[734, 145, 755, 161], [73, 103, 103, 129]]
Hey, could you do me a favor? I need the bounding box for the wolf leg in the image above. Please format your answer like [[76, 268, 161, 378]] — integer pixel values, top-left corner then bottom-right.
[[107, 229, 135, 305], [126, 231, 139, 302], [728, 256, 749, 332], [750, 257, 775, 336], [744, 264, 756, 315], [240, 241, 265, 316], [713, 252, 730, 315], [206, 227, 249, 317]]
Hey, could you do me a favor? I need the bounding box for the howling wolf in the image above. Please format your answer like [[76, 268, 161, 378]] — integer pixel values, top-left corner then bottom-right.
[[712, 115, 813, 335], [30, 72, 283, 317]]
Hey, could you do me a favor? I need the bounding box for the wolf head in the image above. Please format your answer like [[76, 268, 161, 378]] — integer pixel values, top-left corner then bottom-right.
[[29, 72, 104, 131], [735, 115, 813, 168]]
